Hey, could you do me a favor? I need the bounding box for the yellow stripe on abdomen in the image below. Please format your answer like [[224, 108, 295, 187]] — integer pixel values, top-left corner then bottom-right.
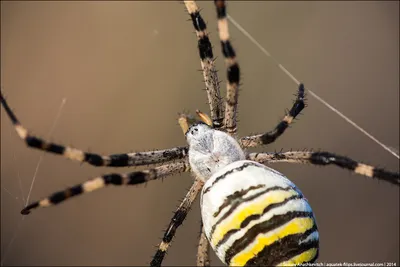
[[211, 189, 298, 247], [230, 217, 314, 266], [277, 247, 318, 266]]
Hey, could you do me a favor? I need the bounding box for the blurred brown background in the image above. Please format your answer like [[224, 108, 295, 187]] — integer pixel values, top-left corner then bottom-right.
[[1, 1, 399, 266]]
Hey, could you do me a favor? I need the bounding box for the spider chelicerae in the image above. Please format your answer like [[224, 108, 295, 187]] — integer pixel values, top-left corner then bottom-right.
[[1, 1, 399, 266]]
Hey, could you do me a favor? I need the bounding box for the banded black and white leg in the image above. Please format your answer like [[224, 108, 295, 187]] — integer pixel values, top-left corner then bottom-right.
[[1, 91, 188, 167], [214, 0, 241, 135], [20, 159, 190, 215], [248, 151, 400, 186], [240, 83, 306, 148], [184, 1, 224, 129], [150, 178, 204, 267]]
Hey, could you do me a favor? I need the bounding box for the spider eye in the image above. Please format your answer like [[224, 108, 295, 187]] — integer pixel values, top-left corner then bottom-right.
[[190, 127, 199, 135]]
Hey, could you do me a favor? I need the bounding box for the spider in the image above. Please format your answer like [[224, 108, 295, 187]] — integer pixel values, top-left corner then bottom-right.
[[1, 0, 399, 266]]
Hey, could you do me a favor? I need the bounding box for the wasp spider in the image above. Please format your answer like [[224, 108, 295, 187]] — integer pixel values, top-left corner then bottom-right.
[[1, 1, 399, 266]]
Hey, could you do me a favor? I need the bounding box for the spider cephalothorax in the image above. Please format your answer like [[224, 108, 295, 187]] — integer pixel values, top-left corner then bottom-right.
[[182, 114, 245, 182]]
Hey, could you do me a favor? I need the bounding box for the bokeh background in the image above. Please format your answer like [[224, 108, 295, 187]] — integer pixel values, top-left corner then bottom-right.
[[1, 1, 399, 266]]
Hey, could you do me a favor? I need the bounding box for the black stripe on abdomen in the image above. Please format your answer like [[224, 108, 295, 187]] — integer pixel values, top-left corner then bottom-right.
[[224, 211, 314, 264], [245, 227, 319, 266], [215, 194, 303, 249]]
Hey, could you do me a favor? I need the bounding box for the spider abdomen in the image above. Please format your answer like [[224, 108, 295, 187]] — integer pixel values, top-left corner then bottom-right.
[[200, 160, 319, 266]]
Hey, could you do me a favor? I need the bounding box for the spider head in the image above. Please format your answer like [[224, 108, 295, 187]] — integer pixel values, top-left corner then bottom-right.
[[185, 122, 212, 143], [178, 111, 214, 143], [179, 112, 245, 181]]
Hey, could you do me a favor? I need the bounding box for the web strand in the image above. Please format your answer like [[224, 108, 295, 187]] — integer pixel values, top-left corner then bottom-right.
[[227, 14, 399, 160], [1, 97, 67, 266], [25, 98, 67, 206]]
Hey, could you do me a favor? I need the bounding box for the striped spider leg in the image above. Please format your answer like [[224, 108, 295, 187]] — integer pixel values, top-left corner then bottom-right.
[[20, 159, 190, 214], [0, 91, 188, 168], [240, 83, 306, 148], [150, 178, 204, 267], [248, 151, 400, 186], [185, 0, 241, 136], [214, 0, 240, 136], [184, 0, 224, 129]]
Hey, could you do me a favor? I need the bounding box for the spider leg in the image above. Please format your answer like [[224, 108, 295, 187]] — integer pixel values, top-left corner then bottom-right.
[[150, 178, 204, 267], [20, 160, 190, 215], [248, 151, 400, 186], [214, 0, 240, 135], [197, 223, 210, 267], [184, 1, 224, 129], [240, 84, 306, 148], [1, 91, 188, 167]]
